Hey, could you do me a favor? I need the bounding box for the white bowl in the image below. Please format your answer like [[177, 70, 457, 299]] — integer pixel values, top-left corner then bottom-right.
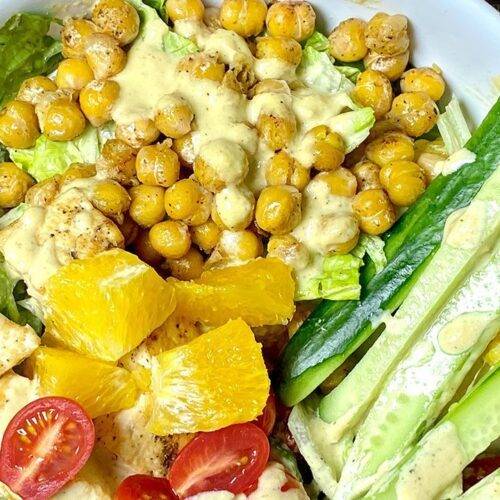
[[1, 0, 499, 126]]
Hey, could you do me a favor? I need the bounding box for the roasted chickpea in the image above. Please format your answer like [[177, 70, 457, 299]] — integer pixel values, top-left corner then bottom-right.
[[353, 69, 393, 119], [167, 247, 204, 280], [363, 49, 409, 81], [389, 92, 439, 138], [25, 175, 61, 206], [220, 0, 267, 37], [194, 139, 248, 192], [17, 76, 57, 105], [251, 79, 291, 97], [165, 0, 205, 21], [55, 58, 94, 92], [0, 100, 40, 148], [97, 139, 136, 185], [308, 125, 345, 171], [365, 131, 414, 167], [154, 94, 193, 139], [351, 160, 382, 191], [316, 167, 357, 197], [257, 112, 296, 151], [266, 151, 309, 191], [116, 118, 160, 149], [217, 229, 263, 261], [266, 1, 316, 42], [400, 67, 446, 101], [89, 179, 131, 223], [255, 36, 302, 65], [191, 220, 221, 252], [60, 163, 96, 184], [267, 234, 309, 271], [149, 220, 191, 259], [255, 185, 301, 235], [353, 188, 396, 235], [380, 160, 427, 207], [414, 138, 447, 182], [365, 13, 410, 56], [85, 33, 127, 80], [321, 217, 360, 255], [178, 54, 225, 83], [79, 80, 120, 127], [136, 142, 180, 188], [0, 162, 34, 208], [92, 0, 140, 46], [42, 99, 86, 142], [118, 214, 139, 246], [61, 19, 98, 59], [134, 229, 163, 265], [129, 185, 166, 227], [172, 132, 195, 167], [328, 18, 367, 62], [367, 119, 401, 142], [213, 185, 254, 231]]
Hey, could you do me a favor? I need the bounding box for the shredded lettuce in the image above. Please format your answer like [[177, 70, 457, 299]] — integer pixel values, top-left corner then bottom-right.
[[143, 0, 166, 18], [330, 106, 375, 152], [437, 96, 472, 154], [0, 13, 62, 107], [335, 64, 361, 83], [352, 234, 387, 274], [0, 203, 28, 230], [304, 31, 329, 52], [162, 30, 198, 57]]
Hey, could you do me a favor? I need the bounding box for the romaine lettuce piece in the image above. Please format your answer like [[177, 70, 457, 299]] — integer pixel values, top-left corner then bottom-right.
[[162, 30, 198, 56], [0, 203, 28, 229], [329, 106, 375, 152], [437, 96, 472, 155], [352, 234, 386, 274], [304, 31, 329, 52]]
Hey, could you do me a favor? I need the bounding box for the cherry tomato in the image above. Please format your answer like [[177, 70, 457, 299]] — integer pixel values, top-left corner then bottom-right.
[[115, 474, 178, 500], [463, 455, 500, 491], [168, 423, 270, 498], [0, 396, 95, 499], [281, 470, 302, 492], [254, 392, 277, 436]]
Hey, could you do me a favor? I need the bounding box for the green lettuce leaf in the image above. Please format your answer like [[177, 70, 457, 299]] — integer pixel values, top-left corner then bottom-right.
[[0, 203, 28, 230], [143, 0, 166, 18], [0, 144, 9, 162], [330, 106, 375, 152], [304, 31, 329, 52], [0, 13, 62, 107], [335, 64, 361, 83], [163, 30, 199, 57], [297, 46, 354, 94], [437, 96, 472, 154], [352, 234, 387, 274]]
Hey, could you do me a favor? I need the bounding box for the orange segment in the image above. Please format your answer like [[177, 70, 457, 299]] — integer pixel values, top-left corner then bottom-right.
[[32, 346, 138, 418], [45, 249, 176, 362], [171, 258, 295, 327], [149, 319, 270, 435]]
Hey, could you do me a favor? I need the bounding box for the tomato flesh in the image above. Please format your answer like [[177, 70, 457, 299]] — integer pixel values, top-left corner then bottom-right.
[[0, 396, 95, 499], [115, 474, 178, 500], [254, 392, 277, 436], [168, 423, 270, 498]]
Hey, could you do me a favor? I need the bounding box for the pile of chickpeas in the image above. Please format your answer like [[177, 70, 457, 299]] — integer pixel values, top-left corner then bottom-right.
[[0, 0, 448, 283]]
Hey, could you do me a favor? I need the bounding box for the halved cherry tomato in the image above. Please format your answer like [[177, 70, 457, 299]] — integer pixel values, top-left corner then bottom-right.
[[115, 474, 178, 500], [254, 392, 277, 436], [0, 396, 95, 499], [168, 423, 270, 498], [463, 455, 500, 491]]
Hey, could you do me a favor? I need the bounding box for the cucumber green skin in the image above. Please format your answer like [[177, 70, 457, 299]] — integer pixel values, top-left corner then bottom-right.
[[278, 98, 500, 406]]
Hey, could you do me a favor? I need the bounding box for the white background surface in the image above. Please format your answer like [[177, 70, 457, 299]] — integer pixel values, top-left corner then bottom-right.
[[1, 0, 499, 126]]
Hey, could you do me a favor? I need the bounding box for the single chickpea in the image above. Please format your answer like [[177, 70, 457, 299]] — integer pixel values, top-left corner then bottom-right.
[[134, 229, 163, 265], [118, 214, 139, 246], [0, 100, 40, 149], [367, 119, 402, 142], [351, 160, 382, 191], [61, 18, 98, 59], [155, 94, 194, 139], [323, 217, 360, 255], [55, 58, 94, 92], [316, 167, 357, 197], [115, 118, 160, 149], [251, 79, 291, 97], [257, 112, 296, 151], [79, 80, 120, 127], [0, 162, 34, 208], [308, 125, 346, 171], [216, 229, 263, 261], [172, 132, 195, 167], [167, 247, 204, 280], [177, 54, 225, 83], [129, 184, 166, 227], [136, 142, 180, 188], [365, 12, 410, 56], [96, 138, 136, 185], [85, 33, 127, 80], [89, 179, 131, 224], [194, 139, 248, 192], [191, 220, 221, 253], [363, 49, 409, 81], [353, 69, 393, 119], [213, 185, 255, 231], [60, 163, 96, 184], [266, 1, 316, 42], [365, 131, 415, 167], [25, 175, 61, 207], [266, 150, 310, 191], [400, 67, 446, 101], [380, 160, 427, 207], [255, 185, 301, 235], [220, 0, 267, 38], [389, 92, 439, 138], [255, 36, 302, 66], [17, 76, 57, 106], [328, 18, 368, 62], [267, 234, 309, 271], [42, 99, 86, 142], [92, 0, 140, 46], [165, 0, 205, 21], [149, 220, 191, 259], [352, 188, 396, 235]]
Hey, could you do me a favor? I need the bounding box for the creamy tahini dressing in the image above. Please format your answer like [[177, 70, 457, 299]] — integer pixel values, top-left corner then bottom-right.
[[443, 201, 488, 250]]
